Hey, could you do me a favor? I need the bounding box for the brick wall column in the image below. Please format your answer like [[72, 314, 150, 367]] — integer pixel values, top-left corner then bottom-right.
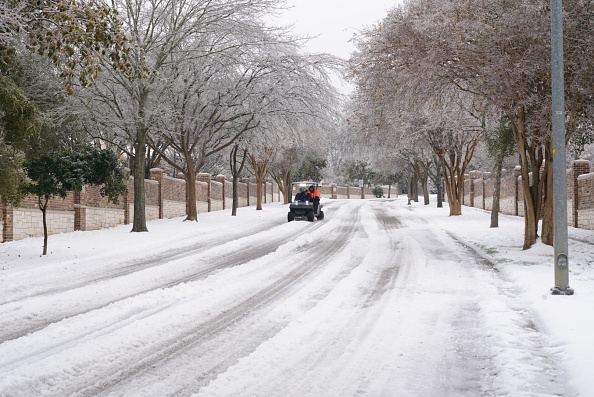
[[482, 172, 491, 210], [469, 172, 475, 207], [242, 178, 250, 206], [514, 166, 521, 216], [331, 183, 337, 199], [216, 175, 226, 210], [73, 191, 83, 231], [2, 204, 13, 242], [572, 160, 591, 227], [197, 173, 212, 212], [150, 168, 164, 219]]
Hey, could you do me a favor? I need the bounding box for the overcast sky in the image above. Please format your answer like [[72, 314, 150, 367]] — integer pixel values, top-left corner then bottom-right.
[[276, 1, 401, 60], [273, 1, 402, 93]]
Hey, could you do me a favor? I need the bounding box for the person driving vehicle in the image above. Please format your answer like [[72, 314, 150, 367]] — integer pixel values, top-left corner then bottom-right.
[[305, 185, 321, 213]]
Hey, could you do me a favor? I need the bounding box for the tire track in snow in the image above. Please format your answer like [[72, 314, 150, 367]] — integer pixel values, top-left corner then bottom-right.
[[207, 201, 406, 397], [0, 220, 291, 306], [441, 229, 569, 396], [64, 202, 363, 397], [0, 217, 330, 343], [0, 202, 361, 397]]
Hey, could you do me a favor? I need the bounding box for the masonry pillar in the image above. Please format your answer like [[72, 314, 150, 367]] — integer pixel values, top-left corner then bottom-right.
[[197, 173, 212, 212], [331, 183, 337, 199], [482, 172, 491, 210], [242, 178, 250, 206], [469, 170, 481, 207], [216, 175, 226, 210], [514, 166, 521, 216], [150, 168, 164, 219], [572, 160, 591, 227], [2, 204, 13, 242], [73, 190, 87, 231]]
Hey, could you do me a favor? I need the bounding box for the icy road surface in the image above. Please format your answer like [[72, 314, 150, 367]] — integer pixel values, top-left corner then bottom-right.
[[0, 199, 572, 396]]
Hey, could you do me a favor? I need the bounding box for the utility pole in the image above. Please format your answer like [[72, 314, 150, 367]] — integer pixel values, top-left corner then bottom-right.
[[550, 0, 574, 295]]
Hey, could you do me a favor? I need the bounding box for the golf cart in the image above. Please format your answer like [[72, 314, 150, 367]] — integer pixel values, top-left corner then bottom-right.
[[288, 181, 324, 222]]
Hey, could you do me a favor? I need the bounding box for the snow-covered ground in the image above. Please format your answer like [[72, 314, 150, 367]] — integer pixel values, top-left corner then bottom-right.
[[0, 197, 592, 396]]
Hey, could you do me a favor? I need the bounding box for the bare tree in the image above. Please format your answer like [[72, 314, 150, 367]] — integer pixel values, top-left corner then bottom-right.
[[349, 0, 594, 247], [78, 0, 286, 230]]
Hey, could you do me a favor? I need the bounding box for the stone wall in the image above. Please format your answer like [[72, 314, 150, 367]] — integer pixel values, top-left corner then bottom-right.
[[13, 208, 75, 240], [577, 170, 594, 229], [2, 173, 399, 242], [463, 160, 594, 230], [1, 171, 261, 242]]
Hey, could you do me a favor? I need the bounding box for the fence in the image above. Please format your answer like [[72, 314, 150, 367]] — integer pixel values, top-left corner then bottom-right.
[[462, 160, 594, 230], [1, 169, 397, 242]]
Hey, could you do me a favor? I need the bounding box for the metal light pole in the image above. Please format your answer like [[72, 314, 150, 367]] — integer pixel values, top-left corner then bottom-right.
[[550, 0, 574, 295]]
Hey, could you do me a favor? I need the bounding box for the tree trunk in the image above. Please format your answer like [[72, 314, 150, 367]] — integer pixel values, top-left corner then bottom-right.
[[447, 176, 463, 215], [440, 158, 463, 216], [411, 173, 419, 202], [230, 144, 247, 216], [541, 158, 554, 245], [436, 157, 443, 208], [40, 196, 49, 255], [269, 168, 291, 204], [249, 158, 268, 211], [232, 176, 239, 216], [185, 166, 198, 221], [282, 171, 291, 204], [131, 104, 149, 232], [510, 106, 545, 249], [255, 173, 264, 210], [421, 176, 430, 205], [490, 159, 503, 228], [247, 151, 271, 211], [414, 160, 430, 205]]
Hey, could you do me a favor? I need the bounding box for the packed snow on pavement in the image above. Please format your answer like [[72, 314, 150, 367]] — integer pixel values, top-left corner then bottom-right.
[[0, 197, 592, 396]]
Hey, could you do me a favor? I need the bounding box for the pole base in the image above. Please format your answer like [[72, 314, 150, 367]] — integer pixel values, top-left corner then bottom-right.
[[551, 286, 575, 295]]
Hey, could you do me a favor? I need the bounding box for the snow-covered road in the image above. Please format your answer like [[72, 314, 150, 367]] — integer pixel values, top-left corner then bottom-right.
[[0, 199, 579, 396]]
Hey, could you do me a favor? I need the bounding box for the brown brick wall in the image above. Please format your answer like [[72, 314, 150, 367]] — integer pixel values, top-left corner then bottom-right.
[[236, 180, 248, 200], [224, 180, 234, 199], [162, 176, 186, 202], [80, 185, 125, 209], [578, 173, 594, 210], [463, 160, 594, 230], [319, 185, 332, 198], [211, 181, 223, 202], [17, 192, 76, 211]]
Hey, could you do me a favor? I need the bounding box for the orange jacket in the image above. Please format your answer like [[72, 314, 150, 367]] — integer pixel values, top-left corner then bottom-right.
[[306, 188, 320, 200]]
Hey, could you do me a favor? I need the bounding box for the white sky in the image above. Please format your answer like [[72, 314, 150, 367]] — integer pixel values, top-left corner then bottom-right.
[[277, 1, 400, 60], [275, 1, 403, 93]]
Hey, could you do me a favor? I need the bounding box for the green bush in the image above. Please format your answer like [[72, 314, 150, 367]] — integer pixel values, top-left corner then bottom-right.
[[372, 186, 384, 198]]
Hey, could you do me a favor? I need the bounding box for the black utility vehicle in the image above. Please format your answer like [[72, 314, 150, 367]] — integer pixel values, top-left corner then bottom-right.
[[288, 181, 324, 222]]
